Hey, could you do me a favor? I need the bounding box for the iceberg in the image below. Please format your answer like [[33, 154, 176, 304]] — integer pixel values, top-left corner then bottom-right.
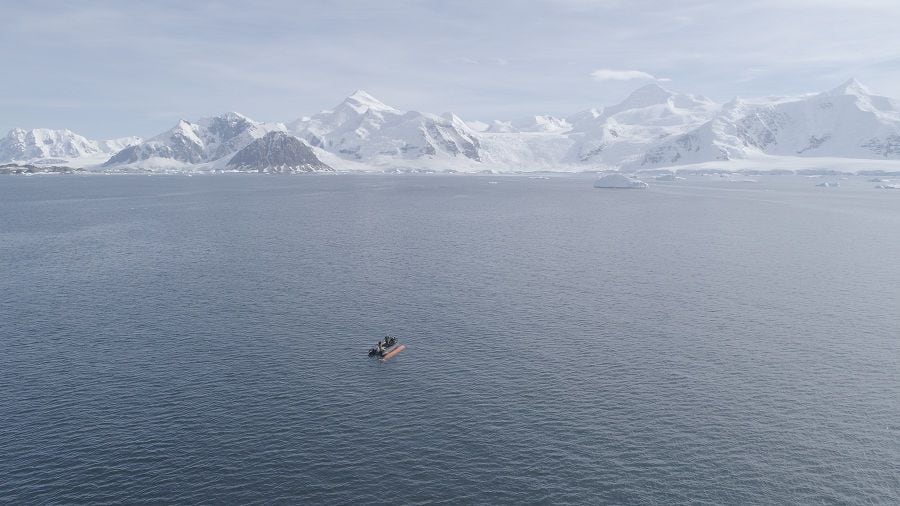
[[593, 173, 649, 188], [654, 174, 685, 181]]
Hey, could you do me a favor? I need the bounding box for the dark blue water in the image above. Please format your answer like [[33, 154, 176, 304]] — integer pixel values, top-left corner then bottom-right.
[[2, 174, 899, 504]]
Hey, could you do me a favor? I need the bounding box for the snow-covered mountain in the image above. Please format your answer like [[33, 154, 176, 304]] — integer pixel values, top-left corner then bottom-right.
[[288, 91, 481, 165], [0, 128, 141, 167], [639, 79, 900, 168], [486, 115, 571, 133], [7, 79, 900, 173], [226, 131, 332, 173], [103, 112, 284, 168], [564, 83, 719, 167]]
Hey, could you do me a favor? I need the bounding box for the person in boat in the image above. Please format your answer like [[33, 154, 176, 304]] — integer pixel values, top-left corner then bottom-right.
[[377, 341, 385, 355]]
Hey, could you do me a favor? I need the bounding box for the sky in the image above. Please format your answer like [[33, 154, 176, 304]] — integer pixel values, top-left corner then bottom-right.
[[3, 0, 900, 139]]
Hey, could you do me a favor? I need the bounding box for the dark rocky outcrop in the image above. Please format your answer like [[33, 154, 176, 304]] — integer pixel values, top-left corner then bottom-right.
[[226, 132, 332, 173]]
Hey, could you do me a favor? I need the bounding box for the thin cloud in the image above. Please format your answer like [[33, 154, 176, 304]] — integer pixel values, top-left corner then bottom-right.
[[590, 69, 656, 81], [4, 1, 900, 137]]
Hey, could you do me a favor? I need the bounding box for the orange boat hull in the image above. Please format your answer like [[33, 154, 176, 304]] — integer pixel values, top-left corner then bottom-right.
[[380, 344, 406, 361]]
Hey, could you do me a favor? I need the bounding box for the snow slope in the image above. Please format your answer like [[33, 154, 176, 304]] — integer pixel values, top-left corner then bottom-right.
[[103, 112, 284, 168], [486, 115, 571, 133], [288, 91, 482, 166], [639, 79, 900, 168], [0, 128, 141, 167], [565, 83, 719, 168]]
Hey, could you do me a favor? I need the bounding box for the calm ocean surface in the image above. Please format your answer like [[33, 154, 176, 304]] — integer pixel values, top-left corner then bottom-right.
[[1, 173, 899, 504]]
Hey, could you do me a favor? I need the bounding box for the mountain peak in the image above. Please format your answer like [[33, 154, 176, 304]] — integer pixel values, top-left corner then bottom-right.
[[825, 78, 871, 97], [343, 90, 396, 112], [219, 111, 251, 122], [195, 111, 255, 129], [152, 119, 199, 143], [625, 83, 675, 103], [597, 83, 675, 113], [598, 82, 676, 118]]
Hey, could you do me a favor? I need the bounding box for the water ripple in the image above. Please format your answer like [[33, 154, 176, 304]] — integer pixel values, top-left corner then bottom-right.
[[1, 174, 898, 503]]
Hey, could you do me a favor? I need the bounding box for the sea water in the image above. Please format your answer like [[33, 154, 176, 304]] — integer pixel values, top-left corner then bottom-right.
[[1, 173, 898, 503]]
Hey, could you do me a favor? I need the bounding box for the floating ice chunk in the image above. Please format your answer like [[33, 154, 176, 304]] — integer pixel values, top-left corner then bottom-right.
[[593, 173, 649, 188], [816, 181, 840, 187]]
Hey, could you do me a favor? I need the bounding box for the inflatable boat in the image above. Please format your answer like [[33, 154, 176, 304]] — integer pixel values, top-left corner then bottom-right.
[[368, 335, 406, 360]]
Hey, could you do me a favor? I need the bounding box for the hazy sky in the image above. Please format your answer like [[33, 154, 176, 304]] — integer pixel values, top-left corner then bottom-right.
[[4, 0, 900, 138]]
